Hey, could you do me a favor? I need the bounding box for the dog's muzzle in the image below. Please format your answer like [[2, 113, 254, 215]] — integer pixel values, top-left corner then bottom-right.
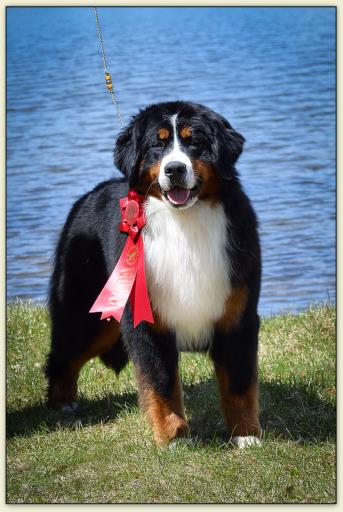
[[164, 161, 187, 187]]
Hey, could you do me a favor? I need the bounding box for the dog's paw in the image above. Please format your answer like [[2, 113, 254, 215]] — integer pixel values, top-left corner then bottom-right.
[[231, 435, 261, 448], [60, 401, 79, 413]]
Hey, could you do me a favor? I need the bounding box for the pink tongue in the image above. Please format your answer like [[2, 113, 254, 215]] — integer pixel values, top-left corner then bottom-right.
[[167, 187, 190, 205]]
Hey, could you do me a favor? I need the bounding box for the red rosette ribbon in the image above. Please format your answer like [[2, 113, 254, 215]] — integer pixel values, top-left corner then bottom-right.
[[89, 189, 154, 328]]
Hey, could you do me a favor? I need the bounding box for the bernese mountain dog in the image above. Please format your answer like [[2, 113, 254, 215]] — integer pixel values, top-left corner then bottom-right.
[[45, 101, 262, 448]]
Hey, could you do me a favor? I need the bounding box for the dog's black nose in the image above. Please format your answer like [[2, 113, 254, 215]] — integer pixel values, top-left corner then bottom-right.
[[164, 161, 187, 177]]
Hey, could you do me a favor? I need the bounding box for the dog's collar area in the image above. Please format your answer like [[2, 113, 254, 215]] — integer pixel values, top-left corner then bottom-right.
[[89, 188, 154, 327], [119, 190, 146, 241]]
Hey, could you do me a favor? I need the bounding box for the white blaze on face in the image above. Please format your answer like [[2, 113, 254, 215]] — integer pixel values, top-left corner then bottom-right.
[[159, 114, 196, 191]]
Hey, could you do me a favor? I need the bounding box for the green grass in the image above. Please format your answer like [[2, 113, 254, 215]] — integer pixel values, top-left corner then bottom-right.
[[6, 302, 336, 504]]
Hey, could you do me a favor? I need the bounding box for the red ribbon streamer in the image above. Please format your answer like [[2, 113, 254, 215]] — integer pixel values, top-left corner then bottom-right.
[[89, 190, 154, 328]]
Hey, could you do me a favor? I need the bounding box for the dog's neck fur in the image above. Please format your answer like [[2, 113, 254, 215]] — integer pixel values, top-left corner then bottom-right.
[[143, 196, 231, 350]]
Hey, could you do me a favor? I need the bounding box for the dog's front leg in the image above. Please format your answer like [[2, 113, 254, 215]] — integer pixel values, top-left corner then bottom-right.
[[211, 310, 262, 447], [121, 315, 188, 445], [136, 366, 188, 445]]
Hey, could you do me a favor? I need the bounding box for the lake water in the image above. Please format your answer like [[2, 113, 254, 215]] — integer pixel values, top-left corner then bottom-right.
[[6, 6, 336, 316]]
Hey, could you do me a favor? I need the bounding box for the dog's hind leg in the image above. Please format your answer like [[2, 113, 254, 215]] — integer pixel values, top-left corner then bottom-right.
[[99, 336, 129, 374], [45, 318, 121, 410]]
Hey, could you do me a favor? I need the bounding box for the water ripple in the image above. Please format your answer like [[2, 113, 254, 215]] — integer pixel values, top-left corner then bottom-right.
[[6, 6, 336, 316]]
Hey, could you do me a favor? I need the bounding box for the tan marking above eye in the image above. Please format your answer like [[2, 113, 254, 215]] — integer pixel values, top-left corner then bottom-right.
[[157, 128, 170, 140], [180, 126, 192, 139]]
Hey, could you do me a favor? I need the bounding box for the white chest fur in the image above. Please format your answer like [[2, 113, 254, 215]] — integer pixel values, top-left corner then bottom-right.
[[143, 197, 231, 350]]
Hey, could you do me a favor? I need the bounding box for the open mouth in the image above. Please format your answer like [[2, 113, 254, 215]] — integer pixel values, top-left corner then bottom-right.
[[162, 186, 198, 208]]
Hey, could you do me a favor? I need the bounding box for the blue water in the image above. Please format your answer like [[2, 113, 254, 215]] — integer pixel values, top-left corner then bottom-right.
[[6, 7, 336, 316]]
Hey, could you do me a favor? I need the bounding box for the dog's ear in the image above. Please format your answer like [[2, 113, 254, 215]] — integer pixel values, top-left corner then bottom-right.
[[211, 114, 245, 179], [114, 117, 143, 187]]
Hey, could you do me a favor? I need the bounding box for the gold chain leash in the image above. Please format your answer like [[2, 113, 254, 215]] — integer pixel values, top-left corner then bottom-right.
[[93, 7, 124, 128]]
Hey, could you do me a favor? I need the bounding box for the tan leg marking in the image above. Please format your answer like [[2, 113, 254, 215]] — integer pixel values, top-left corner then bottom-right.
[[215, 363, 261, 438], [137, 370, 189, 445], [48, 320, 120, 408]]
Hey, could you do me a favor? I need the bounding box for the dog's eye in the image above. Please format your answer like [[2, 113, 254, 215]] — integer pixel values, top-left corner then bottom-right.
[[183, 136, 193, 145], [154, 140, 165, 148], [184, 137, 199, 150]]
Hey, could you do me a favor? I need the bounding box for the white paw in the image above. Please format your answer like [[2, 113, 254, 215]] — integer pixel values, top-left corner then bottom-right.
[[60, 401, 78, 413], [168, 440, 179, 450], [231, 435, 262, 448]]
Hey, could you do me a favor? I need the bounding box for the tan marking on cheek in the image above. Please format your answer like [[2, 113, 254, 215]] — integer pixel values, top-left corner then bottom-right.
[[157, 128, 170, 140], [180, 126, 192, 139], [136, 369, 189, 445], [147, 162, 161, 181], [215, 363, 261, 438], [136, 161, 162, 199], [216, 287, 248, 331], [192, 159, 221, 203]]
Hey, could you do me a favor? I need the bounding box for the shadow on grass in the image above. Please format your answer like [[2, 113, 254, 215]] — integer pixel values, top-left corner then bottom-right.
[[6, 392, 137, 439], [185, 379, 336, 445], [7, 378, 336, 444]]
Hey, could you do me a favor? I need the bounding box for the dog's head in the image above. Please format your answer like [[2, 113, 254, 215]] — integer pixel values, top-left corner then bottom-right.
[[114, 101, 244, 209]]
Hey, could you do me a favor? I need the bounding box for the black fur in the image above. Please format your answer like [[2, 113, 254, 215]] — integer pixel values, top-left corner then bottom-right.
[[45, 101, 261, 439]]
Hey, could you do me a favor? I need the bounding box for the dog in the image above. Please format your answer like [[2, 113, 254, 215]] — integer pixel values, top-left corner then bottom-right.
[[45, 101, 262, 448]]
